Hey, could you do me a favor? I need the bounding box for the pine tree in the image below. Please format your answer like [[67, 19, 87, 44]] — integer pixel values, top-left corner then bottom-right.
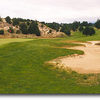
[[5, 16, 12, 24], [19, 23, 28, 34]]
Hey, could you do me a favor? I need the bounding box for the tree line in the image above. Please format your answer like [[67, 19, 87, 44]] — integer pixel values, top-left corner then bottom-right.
[[1, 16, 40, 36], [42, 20, 100, 36], [0, 16, 100, 36]]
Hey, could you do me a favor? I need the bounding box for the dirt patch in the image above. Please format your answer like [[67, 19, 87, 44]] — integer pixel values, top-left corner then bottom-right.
[[48, 41, 100, 74]]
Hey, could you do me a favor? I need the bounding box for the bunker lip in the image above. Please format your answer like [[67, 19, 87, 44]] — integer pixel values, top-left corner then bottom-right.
[[49, 41, 100, 74]]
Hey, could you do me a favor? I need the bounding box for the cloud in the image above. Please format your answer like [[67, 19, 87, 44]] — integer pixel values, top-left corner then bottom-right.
[[0, 0, 100, 23]]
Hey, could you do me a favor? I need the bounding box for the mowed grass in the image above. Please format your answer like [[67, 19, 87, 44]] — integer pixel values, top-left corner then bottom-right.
[[0, 29, 100, 94], [0, 38, 33, 46], [0, 39, 85, 94]]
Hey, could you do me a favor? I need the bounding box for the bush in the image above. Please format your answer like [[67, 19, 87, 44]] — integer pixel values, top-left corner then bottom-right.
[[95, 20, 100, 29], [8, 27, 14, 33], [0, 30, 4, 35], [79, 26, 84, 32], [72, 21, 80, 31], [83, 27, 95, 36], [12, 18, 19, 26], [28, 21, 40, 36], [48, 30, 52, 34], [5, 16, 12, 24], [27, 22, 30, 26], [65, 30, 71, 36], [19, 23, 28, 34]]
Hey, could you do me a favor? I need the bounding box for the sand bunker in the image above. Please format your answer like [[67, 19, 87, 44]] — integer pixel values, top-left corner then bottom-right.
[[52, 41, 100, 74]]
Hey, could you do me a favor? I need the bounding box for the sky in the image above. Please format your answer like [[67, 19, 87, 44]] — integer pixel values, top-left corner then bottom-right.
[[0, 0, 100, 23]]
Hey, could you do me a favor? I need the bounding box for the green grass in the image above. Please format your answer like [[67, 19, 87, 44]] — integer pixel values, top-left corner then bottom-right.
[[0, 38, 33, 46], [63, 29, 100, 42], [0, 29, 100, 94]]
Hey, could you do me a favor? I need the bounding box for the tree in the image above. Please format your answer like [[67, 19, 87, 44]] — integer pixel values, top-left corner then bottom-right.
[[28, 21, 35, 34], [81, 21, 88, 27], [83, 27, 95, 36], [60, 26, 71, 36], [95, 19, 100, 29], [28, 21, 40, 36], [5, 16, 12, 24], [12, 18, 19, 26], [0, 30, 4, 35], [19, 23, 28, 34], [72, 21, 80, 31], [46, 22, 60, 32], [79, 26, 84, 32], [27, 21, 30, 26]]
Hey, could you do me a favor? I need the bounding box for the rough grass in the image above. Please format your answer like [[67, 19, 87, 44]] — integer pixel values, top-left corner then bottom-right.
[[62, 29, 100, 42]]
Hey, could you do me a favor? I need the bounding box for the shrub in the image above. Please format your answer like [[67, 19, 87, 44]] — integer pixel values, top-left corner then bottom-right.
[[83, 27, 95, 36], [8, 27, 14, 33], [12, 18, 19, 26], [48, 30, 52, 34], [72, 21, 80, 31], [0, 30, 4, 35], [28, 21, 40, 36], [5, 16, 12, 24], [27, 22, 30, 26], [95, 19, 100, 29], [79, 26, 84, 32], [19, 23, 28, 34], [81, 21, 88, 27], [65, 30, 71, 36]]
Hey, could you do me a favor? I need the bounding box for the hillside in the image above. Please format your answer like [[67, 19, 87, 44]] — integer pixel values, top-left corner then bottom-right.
[[0, 18, 66, 38], [38, 22, 66, 38]]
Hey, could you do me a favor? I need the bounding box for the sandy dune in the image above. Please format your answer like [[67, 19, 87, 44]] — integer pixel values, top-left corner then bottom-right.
[[52, 41, 100, 74]]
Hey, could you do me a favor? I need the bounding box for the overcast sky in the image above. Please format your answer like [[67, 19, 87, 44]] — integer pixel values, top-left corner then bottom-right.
[[0, 0, 100, 23]]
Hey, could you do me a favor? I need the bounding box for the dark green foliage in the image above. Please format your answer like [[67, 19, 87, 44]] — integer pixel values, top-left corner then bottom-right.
[[0, 30, 4, 35], [79, 26, 84, 32], [28, 21, 40, 36], [60, 25, 71, 36], [83, 27, 95, 36], [95, 19, 100, 29], [19, 23, 28, 34], [27, 21, 30, 26], [12, 18, 19, 26], [72, 21, 80, 31], [65, 30, 71, 36], [27, 21, 35, 34], [8, 27, 14, 33], [81, 21, 88, 27], [46, 22, 60, 32], [88, 23, 93, 26], [41, 22, 45, 24], [5, 16, 12, 24]]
